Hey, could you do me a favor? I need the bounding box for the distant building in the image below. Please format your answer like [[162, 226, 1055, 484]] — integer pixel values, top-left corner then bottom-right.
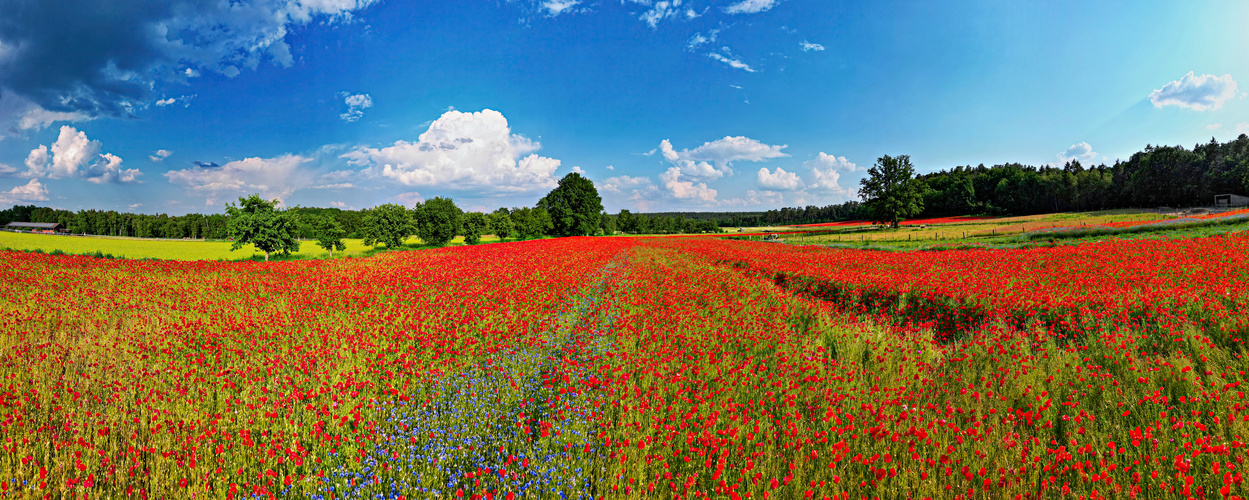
[[4, 222, 67, 233], [1216, 194, 1249, 208]]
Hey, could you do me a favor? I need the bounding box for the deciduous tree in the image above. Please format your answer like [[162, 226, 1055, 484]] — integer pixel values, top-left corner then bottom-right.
[[859, 155, 925, 228], [225, 194, 300, 261]]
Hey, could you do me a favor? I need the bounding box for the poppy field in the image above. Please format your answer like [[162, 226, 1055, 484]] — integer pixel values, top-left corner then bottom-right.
[[2, 231, 1249, 499]]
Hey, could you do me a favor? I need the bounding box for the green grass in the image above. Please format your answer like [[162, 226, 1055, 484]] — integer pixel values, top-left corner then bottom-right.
[[0, 231, 505, 261]]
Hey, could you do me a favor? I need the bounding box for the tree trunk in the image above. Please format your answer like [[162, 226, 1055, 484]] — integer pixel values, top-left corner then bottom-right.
[[264, 250, 269, 262]]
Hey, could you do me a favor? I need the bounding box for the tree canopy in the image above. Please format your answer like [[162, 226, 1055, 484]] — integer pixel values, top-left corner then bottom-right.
[[460, 212, 489, 245], [224, 194, 300, 261], [859, 155, 925, 228], [414, 197, 462, 246], [537, 172, 603, 236], [312, 215, 347, 257], [362, 203, 413, 249], [488, 208, 515, 241]]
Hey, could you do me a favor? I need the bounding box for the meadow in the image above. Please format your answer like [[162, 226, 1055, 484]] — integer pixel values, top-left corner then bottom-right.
[[0, 231, 502, 261], [1, 220, 1248, 499]]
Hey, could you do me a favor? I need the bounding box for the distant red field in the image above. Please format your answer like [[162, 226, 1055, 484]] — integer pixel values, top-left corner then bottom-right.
[[1097, 207, 1249, 229], [792, 215, 996, 228]]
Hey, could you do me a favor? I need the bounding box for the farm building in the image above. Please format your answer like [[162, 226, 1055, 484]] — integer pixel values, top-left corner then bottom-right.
[[4, 222, 67, 233], [1216, 194, 1249, 208]]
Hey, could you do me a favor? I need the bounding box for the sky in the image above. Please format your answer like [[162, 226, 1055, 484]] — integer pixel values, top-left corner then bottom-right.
[[1, 0, 1247, 215]]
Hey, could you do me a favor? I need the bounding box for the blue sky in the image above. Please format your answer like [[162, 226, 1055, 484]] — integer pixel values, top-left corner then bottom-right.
[[1, 0, 1247, 214]]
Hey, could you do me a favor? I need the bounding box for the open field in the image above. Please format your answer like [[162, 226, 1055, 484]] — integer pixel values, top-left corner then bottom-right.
[[0, 231, 503, 261], [2, 226, 1249, 499]]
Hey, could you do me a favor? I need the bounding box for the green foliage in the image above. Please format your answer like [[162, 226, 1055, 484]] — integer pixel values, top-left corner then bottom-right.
[[859, 155, 925, 228], [312, 216, 348, 257], [414, 197, 463, 247], [460, 212, 489, 245], [362, 204, 414, 249], [224, 194, 300, 261], [511, 206, 553, 240], [488, 208, 515, 241], [537, 172, 604, 236]]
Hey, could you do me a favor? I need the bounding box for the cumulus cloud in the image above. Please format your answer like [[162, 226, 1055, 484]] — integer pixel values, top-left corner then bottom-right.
[[341, 109, 562, 194], [0, 0, 377, 119], [659, 167, 717, 203], [800, 41, 825, 52], [1057, 142, 1098, 164], [757, 167, 804, 190], [725, 0, 778, 14], [0, 163, 15, 176], [149, 149, 173, 162], [708, 49, 756, 72], [1149, 72, 1238, 111], [21, 126, 141, 183], [803, 153, 858, 197], [0, 179, 50, 205], [652, 135, 787, 204], [165, 154, 313, 206], [339, 92, 373, 122]]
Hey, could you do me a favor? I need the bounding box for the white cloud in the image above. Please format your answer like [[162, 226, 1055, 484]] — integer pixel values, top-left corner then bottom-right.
[[330, 201, 349, 208], [1208, 123, 1224, 131], [600, 175, 653, 194], [800, 41, 825, 52], [392, 192, 424, 208], [659, 167, 717, 203], [656, 136, 788, 186], [339, 92, 373, 122], [804, 153, 858, 197], [542, 0, 581, 16], [154, 94, 195, 108], [708, 50, 756, 72], [149, 149, 173, 162], [638, 0, 683, 28], [341, 109, 561, 194], [757, 166, 804, 190], [165, 154, 312, 206], [1149, 72, 1238, 111], [572, 166, 586, 175], [687, 29, 719, 51], [1237, 122, 1249, 134], [1056, 142, 1098, 164], [605, 165, 615, 171], [21, 126, 141, 183], [0, 91, 94, 136], [0, 163, 15, 176], [0, 179, 50, 205], [725, 0, 778, 14]]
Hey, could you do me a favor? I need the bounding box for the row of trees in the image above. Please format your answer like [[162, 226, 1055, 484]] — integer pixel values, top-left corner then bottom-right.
[[765, 134, 1249, 228]]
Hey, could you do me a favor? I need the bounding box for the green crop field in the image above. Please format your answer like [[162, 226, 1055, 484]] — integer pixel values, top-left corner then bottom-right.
[[0, 231, 502, 261]]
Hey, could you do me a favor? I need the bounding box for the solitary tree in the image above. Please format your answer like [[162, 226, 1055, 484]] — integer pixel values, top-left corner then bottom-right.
[[362, 203, 414, 249], [859, 155, 925, 228], [313, 215, 347, 257], [488, 208, 515, 241], [460, 211, 489, 245], [414, 197, 462, 246], [225, 194, 300, 261], [537, 172, 604, 236]]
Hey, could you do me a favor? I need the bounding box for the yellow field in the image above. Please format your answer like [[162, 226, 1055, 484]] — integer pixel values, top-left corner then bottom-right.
[[0, 231, 503, 261]]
